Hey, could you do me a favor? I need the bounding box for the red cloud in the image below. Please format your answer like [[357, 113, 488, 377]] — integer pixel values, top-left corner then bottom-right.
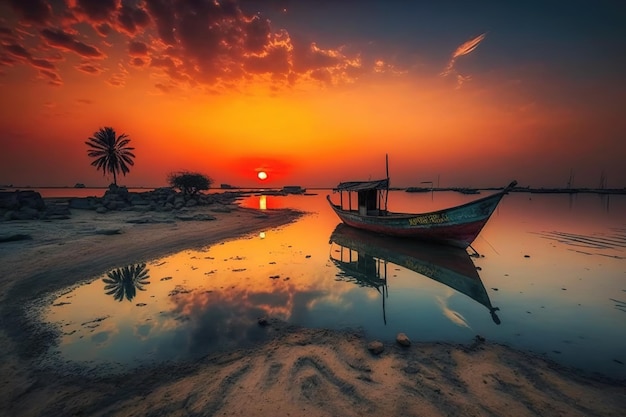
[[68, 0, 119, 22], [41, 28, 105, 58], [4, 0, 53, 25], [129, 40, 149, 56]]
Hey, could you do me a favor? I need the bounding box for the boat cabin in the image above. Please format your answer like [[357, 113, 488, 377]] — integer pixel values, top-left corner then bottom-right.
[[333, 179, 389, 216]]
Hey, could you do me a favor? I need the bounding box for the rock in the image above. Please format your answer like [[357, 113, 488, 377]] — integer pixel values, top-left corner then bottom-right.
[[22, 191, 46, 210], [258, 317, 269, 326], [396, 333, 411, 347], [367, 340, 384, 355], [0, 191, 20, 210], [16, 207, 40, 220], [0, 190, 46, 220]]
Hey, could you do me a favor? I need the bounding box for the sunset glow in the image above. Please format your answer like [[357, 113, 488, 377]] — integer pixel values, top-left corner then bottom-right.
[[258, 171, 268, 181], [0, 1, 624, 188]]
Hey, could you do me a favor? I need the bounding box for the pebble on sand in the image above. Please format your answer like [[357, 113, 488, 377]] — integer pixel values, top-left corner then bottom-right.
[[396, 333, 411, 347], [367, 340, 384, 355]]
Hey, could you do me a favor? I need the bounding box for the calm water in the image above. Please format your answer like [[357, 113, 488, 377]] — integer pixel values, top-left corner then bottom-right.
[[35, 190, 626, 379]]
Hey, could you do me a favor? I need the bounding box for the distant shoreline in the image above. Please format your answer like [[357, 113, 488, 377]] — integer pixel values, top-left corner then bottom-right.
[[2, 185, 626, 195], [403, 186, 626, 195]]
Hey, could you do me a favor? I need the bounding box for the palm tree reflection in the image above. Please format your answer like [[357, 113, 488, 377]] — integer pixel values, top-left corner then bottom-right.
[[103, 263, 150, 302]]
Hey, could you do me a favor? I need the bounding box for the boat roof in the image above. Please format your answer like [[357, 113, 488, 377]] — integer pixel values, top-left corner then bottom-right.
[[334, 178, 389, 192]]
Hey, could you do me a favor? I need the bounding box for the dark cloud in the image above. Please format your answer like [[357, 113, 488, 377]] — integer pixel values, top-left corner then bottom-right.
[[39, 68, 62, 86], [130, 57, 145, 67], [107, 71, 126, 87], [0, 54, 17, 66], [154, 82, 171, 93], [0, 27, 13, 38], [138, 0, 361, 89], [30, 58, 56, 70], [2, 41, 62, 75], [244, 15, 271, 54], [2, 0, 364, 91], [41, 28, 105, 58], [75, 63, 102, 74], [70, 0, 119, 22], [244, 45, 290, 76], [4, 43, 31, 59], [145, 0, 176, 45], [128, 40, 149, 56], [4, 0, 53, 25], [117, 3, 151, 35], [291, 39, 341, 73], [95, 23, 112, 36]]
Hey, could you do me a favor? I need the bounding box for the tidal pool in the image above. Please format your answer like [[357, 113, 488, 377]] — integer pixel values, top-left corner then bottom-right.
[[38, 191, 626, 379]]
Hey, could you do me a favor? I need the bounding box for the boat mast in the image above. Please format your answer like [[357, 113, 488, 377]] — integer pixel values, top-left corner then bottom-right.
[[384, 154, 389, 213]]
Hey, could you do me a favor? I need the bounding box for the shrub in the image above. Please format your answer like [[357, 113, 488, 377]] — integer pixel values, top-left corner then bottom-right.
[[167, 171, 213, 196]]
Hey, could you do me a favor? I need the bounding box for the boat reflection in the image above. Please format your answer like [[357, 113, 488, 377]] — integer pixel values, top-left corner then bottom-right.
[[329, 224, 501, 325], [102, 263, 151, 302]]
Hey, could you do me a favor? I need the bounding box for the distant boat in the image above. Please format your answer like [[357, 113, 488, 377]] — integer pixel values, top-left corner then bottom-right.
[[329, 223, 501, 324], [326, 157, 516, 249], [282, 185, 306, 194], [74, 183, 86, 188]]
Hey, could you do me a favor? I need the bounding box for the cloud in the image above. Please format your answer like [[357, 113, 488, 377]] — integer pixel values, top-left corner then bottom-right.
[[39, 68, 62, 86], [4, 43, 31, 59], [2, 0, 380, 92], [0, 27, 14, 39], [130, 57, 146, 67], [106, 63, 128, 87], [144, 0, 176, 45], [117, 3, 151, 35], [139, 0, 364, 90], [441, 32, 486, 86], [41, 28, 105, 58], [30, 58, 56, 70], [2, 42, 59, 75], [75, 63, 103, 74], [128, 40, 149, 56], [3, 0, 53, 25], [95, 23, 112, 36], [68, 0, 119, 22]]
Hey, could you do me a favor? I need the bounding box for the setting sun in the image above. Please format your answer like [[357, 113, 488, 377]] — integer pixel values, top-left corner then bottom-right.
[[258, 171, 268, 180]]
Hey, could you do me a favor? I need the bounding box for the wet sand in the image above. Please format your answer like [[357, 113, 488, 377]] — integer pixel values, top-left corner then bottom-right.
[[0, 203, 624, 416]]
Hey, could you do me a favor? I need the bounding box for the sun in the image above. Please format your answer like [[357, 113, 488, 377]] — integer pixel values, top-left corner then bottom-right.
[[257, 171, 268, 180]]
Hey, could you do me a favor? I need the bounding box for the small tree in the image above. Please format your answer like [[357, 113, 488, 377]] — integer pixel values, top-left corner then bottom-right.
[[168, 171, 212, 195]]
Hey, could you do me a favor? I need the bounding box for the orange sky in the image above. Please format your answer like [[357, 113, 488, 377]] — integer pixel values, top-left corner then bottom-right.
[[1, 1, 625, 188]]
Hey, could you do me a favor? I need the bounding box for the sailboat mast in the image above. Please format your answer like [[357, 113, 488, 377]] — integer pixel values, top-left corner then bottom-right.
[[384, 154, 389, 212]]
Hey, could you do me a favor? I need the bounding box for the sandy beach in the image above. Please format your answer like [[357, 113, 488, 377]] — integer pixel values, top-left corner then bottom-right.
[[1, 201, 625, 417]]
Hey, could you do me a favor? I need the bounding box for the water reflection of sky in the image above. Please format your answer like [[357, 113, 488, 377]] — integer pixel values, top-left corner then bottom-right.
[[41, 192, 626, 379]]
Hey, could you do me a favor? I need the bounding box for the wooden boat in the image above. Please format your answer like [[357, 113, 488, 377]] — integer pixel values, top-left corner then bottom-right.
[[329, 223, 501, 324], [327, 172, 517, 248]]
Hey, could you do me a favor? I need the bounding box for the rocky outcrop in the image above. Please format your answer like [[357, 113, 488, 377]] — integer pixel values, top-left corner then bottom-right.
[[1, 186, 242, 221], [0, 190, 71, 221], [68, 185, 239, 214]]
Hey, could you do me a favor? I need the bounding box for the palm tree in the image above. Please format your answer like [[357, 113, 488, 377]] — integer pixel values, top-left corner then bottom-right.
[[103, 263, 151, 302], [85, 127, 135, 186]]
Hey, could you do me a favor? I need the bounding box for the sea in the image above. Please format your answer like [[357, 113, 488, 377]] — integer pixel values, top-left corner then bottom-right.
[[26, 188, 626, 380]]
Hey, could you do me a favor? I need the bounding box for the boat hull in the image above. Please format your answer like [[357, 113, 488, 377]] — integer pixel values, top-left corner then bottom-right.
[[327, 187, 510, 248]]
